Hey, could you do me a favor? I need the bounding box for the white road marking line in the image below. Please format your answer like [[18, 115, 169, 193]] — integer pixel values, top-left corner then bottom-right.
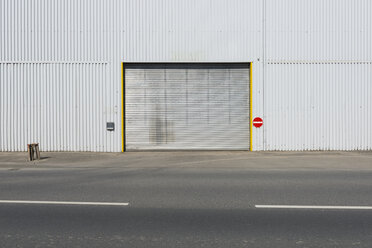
[[255, 205, 372, 210], [0, 200, 129, 206]]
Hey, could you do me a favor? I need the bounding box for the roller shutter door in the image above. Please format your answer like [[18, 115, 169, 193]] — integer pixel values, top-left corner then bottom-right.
[[125, 63, 250, 150]]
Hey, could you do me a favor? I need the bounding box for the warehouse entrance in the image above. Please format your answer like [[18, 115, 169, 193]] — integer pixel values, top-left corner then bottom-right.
[[123, 63, 250, 150]]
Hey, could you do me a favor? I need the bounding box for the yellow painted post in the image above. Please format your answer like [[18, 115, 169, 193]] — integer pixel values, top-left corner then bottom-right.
[[249, 62, 253, 151], [121, 63, 125, 152]]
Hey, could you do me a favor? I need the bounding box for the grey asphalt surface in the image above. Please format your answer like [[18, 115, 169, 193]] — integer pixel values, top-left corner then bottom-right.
[[0, 151, 372, 247]]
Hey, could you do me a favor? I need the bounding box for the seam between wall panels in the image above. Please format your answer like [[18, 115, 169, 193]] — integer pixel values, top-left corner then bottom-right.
[[268, 61, 372, 65], [0, 61, 108, 64]]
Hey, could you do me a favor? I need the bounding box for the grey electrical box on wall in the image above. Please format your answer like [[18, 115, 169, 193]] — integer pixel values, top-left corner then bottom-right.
[[106, 122, 115, 131]]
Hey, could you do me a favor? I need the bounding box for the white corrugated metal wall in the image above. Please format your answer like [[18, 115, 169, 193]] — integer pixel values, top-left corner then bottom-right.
[[264, 0, 372, 150], [0, 0, 371, 151], [0, 0, 263, 152], [0, 62, 111, 152], [265, 63, 372, 151]]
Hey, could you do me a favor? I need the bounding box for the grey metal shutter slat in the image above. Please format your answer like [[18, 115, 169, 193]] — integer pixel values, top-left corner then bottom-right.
[[125, 63, 250, 150]]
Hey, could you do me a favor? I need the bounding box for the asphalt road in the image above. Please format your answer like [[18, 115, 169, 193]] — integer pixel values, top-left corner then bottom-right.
[[0, 152, 372, 247]]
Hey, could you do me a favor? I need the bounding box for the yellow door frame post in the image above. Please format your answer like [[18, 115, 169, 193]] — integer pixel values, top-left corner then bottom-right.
[[121, 63, 125, 152], [250, 62, 253, 151]]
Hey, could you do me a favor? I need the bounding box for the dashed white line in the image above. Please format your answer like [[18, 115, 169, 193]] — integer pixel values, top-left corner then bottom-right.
[[0, 200, 129, 206], [255, 205, 372, 210]]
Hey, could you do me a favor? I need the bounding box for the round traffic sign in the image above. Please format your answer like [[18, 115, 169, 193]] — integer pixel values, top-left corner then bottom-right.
[[253, 117, 263, 128]]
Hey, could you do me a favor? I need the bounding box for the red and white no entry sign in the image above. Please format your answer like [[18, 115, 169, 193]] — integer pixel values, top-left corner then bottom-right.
[[253, 117, 263, 128]]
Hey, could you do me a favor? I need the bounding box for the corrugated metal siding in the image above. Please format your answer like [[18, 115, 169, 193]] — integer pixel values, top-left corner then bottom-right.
[[0, 0, 263, 152], [119, 0, 262, 62], [0, 63, 117, 152], [263, 0, 372, 151], [0, 0, 262, 62], [125, 63, 250, 150], [264, 63, 372, 151], [265, 0, 372, 61], [1, 0, 371, 151]]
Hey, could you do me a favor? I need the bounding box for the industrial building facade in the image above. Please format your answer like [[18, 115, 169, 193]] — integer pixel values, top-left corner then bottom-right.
[[0, 0, 371, 152]]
